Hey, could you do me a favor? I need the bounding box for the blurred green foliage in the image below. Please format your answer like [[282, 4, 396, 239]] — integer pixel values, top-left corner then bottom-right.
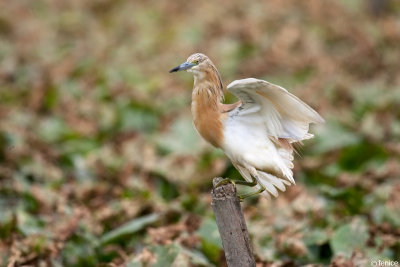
[[1, 0, 400, 266]]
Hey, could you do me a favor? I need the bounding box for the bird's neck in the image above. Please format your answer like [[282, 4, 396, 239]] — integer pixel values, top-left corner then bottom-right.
[[191, 70, 225, 148]]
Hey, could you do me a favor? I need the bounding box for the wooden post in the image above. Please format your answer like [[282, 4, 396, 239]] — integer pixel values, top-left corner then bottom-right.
[[211, 177, 256, 267]]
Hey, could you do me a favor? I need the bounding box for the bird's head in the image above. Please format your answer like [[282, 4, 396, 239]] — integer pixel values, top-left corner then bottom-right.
[[169, 53, 210, 75], [169, 53, 224, 95]]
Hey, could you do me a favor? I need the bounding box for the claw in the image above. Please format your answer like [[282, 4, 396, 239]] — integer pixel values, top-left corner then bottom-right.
[[238, 185, 266, 200], [214, 176, 266, 201], [214, 178, 236, 188]]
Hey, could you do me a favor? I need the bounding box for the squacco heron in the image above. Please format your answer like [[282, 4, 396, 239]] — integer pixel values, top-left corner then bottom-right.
[[170, 53, 324, 199]]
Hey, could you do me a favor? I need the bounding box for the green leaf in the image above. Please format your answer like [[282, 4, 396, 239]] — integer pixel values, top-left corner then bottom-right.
[[118, 106, 159, 133], [100, 213, 159, 245], [150, 244, 181, 267], [338, 142, 387, 171], [127, 244, 180, 267], [61, 228, 99, 266], [17, 210, 45, 236], [43, 86, 59, 110], [330, 218, 369, 257], [37, 117, 69, 143], [180, 247, 213, 266], [312, 121, 361, 154], [303, 228, 329, 246], [157, 116, 201, 154], [321, 186, 366, 215], [197, 218, 222, 263], [371, 206, 400, 228], [197, 218, 222, 249], [154, 175, 179, 201]]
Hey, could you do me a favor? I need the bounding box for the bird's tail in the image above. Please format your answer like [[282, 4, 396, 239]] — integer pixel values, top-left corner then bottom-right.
[[235, 164, 294, 199], [257, 170, 293, 199]]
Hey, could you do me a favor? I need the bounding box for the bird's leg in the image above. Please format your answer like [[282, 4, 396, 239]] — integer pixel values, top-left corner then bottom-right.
[[234, 178, 258, 187], [214, 178, 236, 188], [214, 176, 258, 189], [238, 166, 266, 201], [214, 174, 264, 201], [213, 165, 266, 200], [238, 182, 266, 201]]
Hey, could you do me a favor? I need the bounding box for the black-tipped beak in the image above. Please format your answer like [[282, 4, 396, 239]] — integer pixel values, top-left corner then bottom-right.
[[169, 66, 181, 73], [169, 62, 195, 73]]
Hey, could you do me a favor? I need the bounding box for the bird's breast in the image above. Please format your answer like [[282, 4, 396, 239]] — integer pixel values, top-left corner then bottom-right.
[[191, 93, 225, 148]]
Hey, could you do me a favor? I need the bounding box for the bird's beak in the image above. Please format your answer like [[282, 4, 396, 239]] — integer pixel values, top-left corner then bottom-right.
[[169, 62, 195, 73]]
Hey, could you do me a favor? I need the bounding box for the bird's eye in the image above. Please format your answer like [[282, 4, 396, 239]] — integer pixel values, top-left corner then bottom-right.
[[192, 60, 199, 65]]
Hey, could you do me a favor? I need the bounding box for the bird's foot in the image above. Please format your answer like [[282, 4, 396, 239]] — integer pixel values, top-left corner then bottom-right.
[[214, 178, 262, 201], [214, 178, 236, 188], [238, 185, 266, 202]]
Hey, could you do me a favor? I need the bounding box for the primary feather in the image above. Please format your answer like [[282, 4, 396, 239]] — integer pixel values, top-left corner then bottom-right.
[[227, 78, 324, 141]]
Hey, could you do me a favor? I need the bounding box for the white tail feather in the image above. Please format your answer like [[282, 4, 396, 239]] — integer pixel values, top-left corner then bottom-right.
[[258, 171, 286, 191], [257, 170, 294, 198]]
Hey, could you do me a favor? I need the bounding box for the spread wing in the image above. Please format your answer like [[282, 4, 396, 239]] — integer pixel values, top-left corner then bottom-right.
[[227, 78, 324, 142]]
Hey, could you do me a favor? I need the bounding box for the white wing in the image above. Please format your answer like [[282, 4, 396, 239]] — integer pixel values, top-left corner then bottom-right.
[[227, 78, 324, 142]]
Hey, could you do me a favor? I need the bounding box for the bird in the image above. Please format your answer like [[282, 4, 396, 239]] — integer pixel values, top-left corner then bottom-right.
[[170, 53, 324, 199]]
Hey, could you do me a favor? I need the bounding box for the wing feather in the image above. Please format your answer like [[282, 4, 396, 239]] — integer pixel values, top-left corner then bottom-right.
[[227, 78, 324, 141]]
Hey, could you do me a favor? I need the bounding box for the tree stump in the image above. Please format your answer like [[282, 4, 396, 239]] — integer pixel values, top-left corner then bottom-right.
[[211, 177, 256, 267]]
